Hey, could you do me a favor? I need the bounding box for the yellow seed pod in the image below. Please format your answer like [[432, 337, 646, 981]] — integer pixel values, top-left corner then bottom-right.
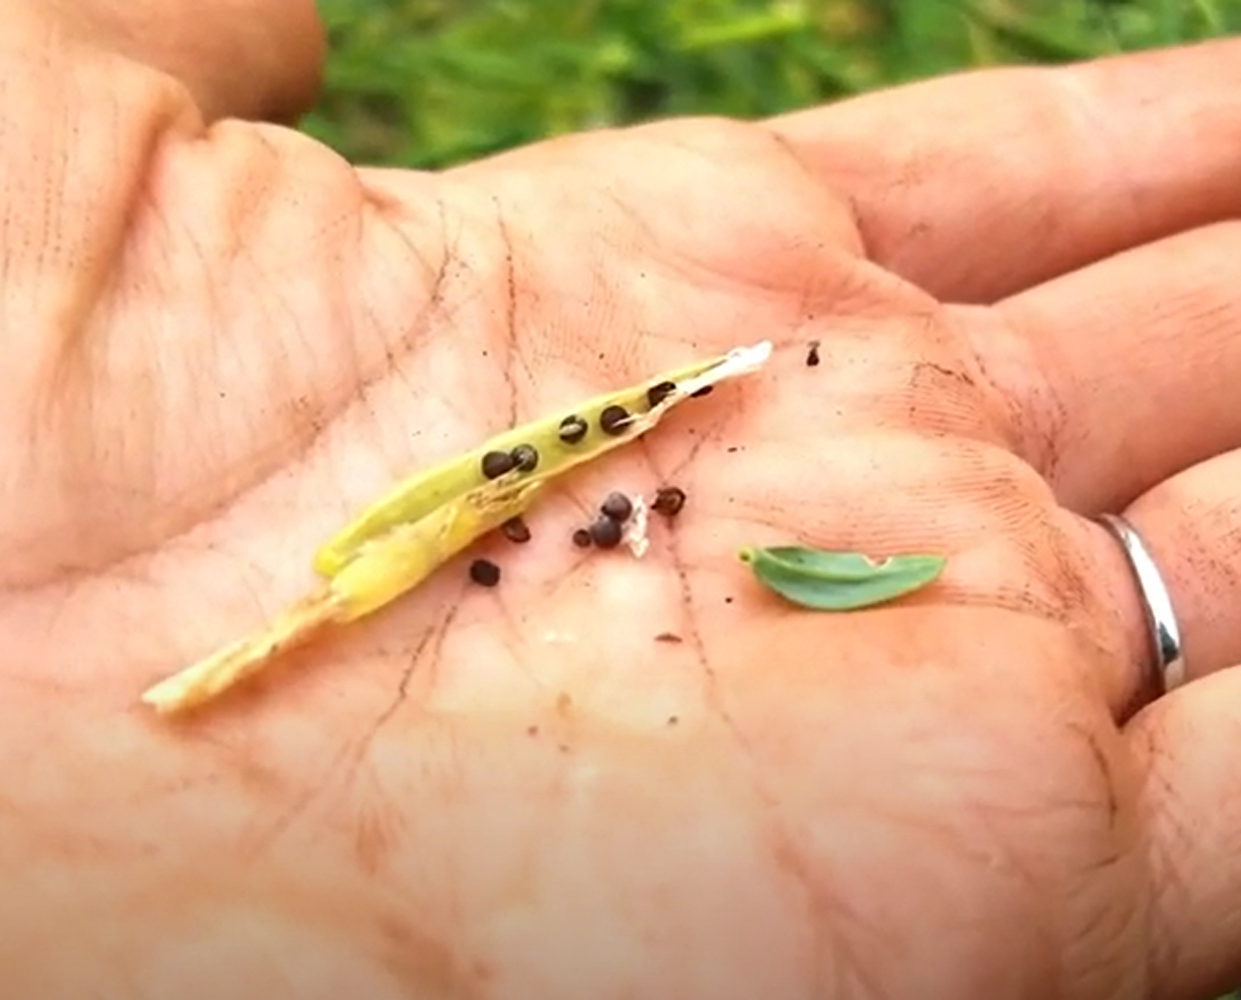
[[312, 352, 741, 577], [141, 342, 772, 715]]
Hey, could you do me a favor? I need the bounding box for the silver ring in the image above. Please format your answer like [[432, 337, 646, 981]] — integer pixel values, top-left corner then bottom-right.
[[1096, 513, 1185, 691]]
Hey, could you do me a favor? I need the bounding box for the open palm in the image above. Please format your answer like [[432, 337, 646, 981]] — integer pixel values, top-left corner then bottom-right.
[[4, 8, 1241, 999]]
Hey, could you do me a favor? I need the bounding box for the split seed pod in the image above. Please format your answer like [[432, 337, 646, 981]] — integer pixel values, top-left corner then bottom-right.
[[141, 342, 774, 715]]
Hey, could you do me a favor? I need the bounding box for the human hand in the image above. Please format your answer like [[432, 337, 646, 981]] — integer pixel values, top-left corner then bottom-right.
[[3, 2, 1241, 997]]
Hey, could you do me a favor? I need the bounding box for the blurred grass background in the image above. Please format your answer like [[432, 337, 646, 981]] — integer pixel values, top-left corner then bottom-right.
[[303, 2, 1240, 997], [301, 0, 1241, 168]]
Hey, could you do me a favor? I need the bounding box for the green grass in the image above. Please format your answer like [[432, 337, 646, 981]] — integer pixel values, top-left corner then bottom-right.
[[304, 5, 1240, 995], [302, 0, 1241, 168]]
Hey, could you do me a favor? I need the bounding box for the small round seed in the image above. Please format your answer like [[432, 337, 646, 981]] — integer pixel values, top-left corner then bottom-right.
[[510, 443, 539, 472], [481, 450, 516, 479], [571, 527, 593, 548], [651, 485, 687, 517], [588, 516, 623, 549], [468, 558, 501, 587], [598, 404, 630, 436], [646, 381, 676, 409], [806, 340, 821, 367], [501, 517, 532, 544], [599, 491, 633, 523], [558, 414, 588, 444]]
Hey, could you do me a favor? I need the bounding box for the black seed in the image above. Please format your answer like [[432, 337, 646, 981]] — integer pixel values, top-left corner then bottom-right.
[[468, 558, 501, 587], [646, 381, 676, 408], [599, 491, 633, 523], [572, 527, 593, 548], [598, 404, 630, 435], [588, 516, 623, 548], [481, 450, 516, 479], [558, 414, 588, 444], [510, 443, 539, 472], [690, 385, 714, 398], [501, 517, 531, 543], [651, 485, 687, 517], [806, 340, 821, 367]]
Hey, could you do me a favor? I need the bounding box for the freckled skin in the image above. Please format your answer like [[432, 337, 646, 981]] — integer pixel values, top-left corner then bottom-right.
[[4, 8, 1241, 1000]]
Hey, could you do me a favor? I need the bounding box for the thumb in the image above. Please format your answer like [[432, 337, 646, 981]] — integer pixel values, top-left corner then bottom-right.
[[41, 0, 325, 123], [0, 6, 458, 590], [1128, 668, 1241, 1000]]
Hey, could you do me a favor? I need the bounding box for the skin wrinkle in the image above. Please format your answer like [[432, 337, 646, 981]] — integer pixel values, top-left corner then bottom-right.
[[1050, 68, 1147, 245], [493, 198, 522, 429], [231, 593, 471, 869], [341, 609, 465, 880], [39, 55, 202, 378], [5, 149, 475, 593], [667, 524, 883, 1000], [964, 302, 1073, 485], [515, 123, 857, 303], [975, 223, 1241, 520], [715, 616, 1120, 997], [1142, 767, 1194, 996], [594, 186, 751, 303], [663, 117, 863, 260], [763, 122, 869, 263]]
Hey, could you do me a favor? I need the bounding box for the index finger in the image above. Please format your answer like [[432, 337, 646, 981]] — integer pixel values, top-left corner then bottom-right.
[[765, 38, 1241, 303]]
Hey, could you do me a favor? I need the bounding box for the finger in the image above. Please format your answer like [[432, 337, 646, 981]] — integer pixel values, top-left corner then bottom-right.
[[765, 39, 1241, 303], [1076, 447, 1241, 717], [42, 0, 325, 123], [1124, 666, 1241, 1000], [961, 221, 1241, 514]]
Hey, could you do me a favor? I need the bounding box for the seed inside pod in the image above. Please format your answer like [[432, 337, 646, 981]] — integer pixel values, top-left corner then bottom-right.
[[588, 517, 623, 548], [481, 450, 516, 479], [510, 443, 539, 472], [646, 381, 676, 408], [599, 491, 633, 523], [468, 558, 501, 587], [651, 485, 687, 517], [558, 414, 588, 444], [501, 516, 532, 543], [571, 528, 593, 548], [598, 404, 630, 436]]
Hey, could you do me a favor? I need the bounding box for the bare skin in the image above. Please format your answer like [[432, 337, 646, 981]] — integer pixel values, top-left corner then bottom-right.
[[3, 3, 1241, 998]]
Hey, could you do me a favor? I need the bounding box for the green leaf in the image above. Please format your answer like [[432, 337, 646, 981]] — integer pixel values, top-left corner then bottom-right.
[[738, 545, 947, 611]]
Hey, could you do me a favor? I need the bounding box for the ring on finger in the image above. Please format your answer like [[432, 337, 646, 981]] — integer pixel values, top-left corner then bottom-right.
[[1096, 513, 1185, 692]]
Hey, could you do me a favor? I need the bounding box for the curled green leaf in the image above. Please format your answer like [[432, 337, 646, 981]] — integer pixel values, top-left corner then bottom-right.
[[738, 545, 946, 611]]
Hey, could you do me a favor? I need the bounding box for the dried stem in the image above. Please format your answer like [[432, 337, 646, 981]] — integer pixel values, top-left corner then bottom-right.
[[140, 589, 345, 714]]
